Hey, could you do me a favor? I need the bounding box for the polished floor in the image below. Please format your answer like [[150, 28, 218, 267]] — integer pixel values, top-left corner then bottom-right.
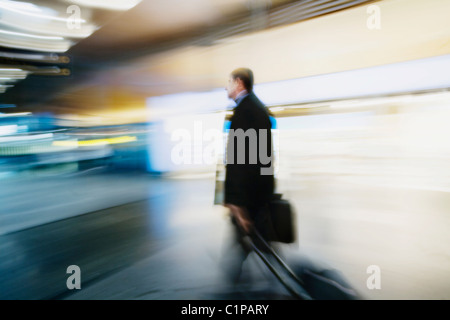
[[1, 169, 449, 300], [0, 172, 296, 300]]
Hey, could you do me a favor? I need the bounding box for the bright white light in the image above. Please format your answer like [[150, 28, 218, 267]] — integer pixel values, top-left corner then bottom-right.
[[0, 68, 25, 72], [0, 76, 26, 81], [66, 0, 141, 11], [147, 55, 450, 117], [148, 89, 232, 120], [0, 112, 32, 117], [254, 54, 450, 106], [0, 0, 42, 13], [0, 1, 96, 41], [0, 30, 72, 52], [0, 29, 64, 41], [325, 91, 450, 110], [0, 133, 54, 142], [0, 1, 86, 23], [0, 124, 18, 136], [270, 107, 285, 112], [0, 69, 29, 85]]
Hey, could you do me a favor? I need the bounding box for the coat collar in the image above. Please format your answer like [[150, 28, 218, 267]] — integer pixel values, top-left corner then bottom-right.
[[234, 90, 249, 105]]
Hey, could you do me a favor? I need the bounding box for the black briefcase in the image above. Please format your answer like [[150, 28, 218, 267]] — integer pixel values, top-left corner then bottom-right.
[[269, 193, 296, 243]]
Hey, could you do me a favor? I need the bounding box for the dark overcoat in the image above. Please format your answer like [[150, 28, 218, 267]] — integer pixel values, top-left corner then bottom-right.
[[224, 92, 274, 215]]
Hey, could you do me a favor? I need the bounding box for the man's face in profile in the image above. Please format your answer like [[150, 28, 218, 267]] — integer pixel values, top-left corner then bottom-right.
[[226, 75, 238, 100]]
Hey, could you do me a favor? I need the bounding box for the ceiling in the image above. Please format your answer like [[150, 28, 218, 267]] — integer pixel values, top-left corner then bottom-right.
[[0, 0, 376, 114]]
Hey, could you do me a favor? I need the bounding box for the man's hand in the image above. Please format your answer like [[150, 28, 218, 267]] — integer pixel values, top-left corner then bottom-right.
[[225, 203, 252, 234]]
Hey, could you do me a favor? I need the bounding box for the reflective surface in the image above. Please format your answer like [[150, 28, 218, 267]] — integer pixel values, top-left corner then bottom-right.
[[1, 169, 449, 299], [2, 90, 450, 300], [0, 173, 298, 300]]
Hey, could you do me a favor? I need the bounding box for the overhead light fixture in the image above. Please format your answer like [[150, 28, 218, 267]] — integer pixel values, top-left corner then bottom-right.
[[0, 0, 86, 23], [0, 124, 19, 135], [0, 78, 24, 83], [0, 29, 64, 41], [0, 9, 96, 39], [64, 0, 142, 11], [0, 0, 97, 52], [0, 68, 28, 93], [0, 0, 42, 13], [0, 133, 53, 142], [24, 66, 71, 76], [0, 67, 29, 77], [0, 0, 140, 93], [0, 112, 32, 117], [0, 67, 26, 72], [0, 0, 96, 34], [0, 51, 69, 63], [0, 29, 72, 52]]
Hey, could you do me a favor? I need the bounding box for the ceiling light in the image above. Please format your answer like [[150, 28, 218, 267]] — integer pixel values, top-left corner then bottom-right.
[[0, 0, 42, 13], [0, 1, 86, 23], [0, 29, 72, 52], [0, 112, 32, 117], [0, 68, 26, 72], [0, 0, 96, 40], [0, 29, 64, 41], [0, 51, 68, 63], [65, 0, 141, 11], [0, 68, 29, 79]]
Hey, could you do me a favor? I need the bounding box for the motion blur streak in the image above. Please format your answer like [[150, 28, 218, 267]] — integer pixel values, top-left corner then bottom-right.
[[1, 0, 450, 301], [273, 91, 450, 300], [52, 136, 137, 147]]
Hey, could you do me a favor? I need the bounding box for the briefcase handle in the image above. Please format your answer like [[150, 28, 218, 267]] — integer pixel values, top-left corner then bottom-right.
[[272, 193, 283, 200]]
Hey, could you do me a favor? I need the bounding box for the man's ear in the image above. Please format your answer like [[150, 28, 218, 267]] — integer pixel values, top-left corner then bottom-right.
[[235, 77, 244, 89]]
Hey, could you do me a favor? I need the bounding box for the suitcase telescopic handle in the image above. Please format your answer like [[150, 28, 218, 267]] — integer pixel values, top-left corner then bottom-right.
[[246, 227, 312, 300]]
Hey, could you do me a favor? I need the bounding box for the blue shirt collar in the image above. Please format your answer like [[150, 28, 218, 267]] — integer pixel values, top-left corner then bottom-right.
[[234, 90, 249, 105]]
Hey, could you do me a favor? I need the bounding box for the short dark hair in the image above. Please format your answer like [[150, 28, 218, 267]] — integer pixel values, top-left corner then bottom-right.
[[231, 68, 254, 92]]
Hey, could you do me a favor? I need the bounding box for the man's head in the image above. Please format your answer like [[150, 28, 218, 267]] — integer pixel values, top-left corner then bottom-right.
[[226, 68, 254, 100]]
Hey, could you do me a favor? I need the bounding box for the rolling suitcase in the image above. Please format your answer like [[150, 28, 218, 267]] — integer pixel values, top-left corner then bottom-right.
[[248, 229, 361, 300], [245, 195, 361, 300]]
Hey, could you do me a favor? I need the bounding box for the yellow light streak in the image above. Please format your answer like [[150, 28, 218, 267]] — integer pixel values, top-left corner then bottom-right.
[[52, 135, 137, 147]]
